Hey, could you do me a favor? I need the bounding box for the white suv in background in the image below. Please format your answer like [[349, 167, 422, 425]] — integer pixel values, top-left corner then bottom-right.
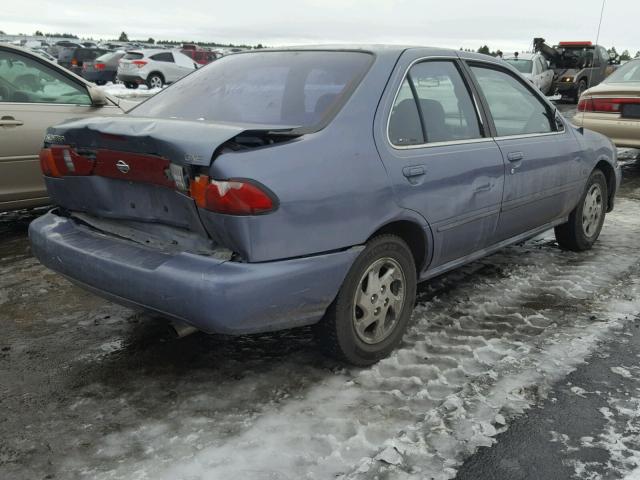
[[116, 49, 199, 89]]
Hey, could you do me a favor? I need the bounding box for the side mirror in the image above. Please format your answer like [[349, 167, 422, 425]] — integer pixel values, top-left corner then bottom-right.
[[87, 86, 107, 106]]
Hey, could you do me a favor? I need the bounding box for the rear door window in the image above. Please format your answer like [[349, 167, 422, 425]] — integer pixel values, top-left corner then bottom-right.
[[388, 78, 424, 146], [123, 52, 144, 60], [388, 60, 482, 146], [150, 52, 174, 63], [470, 65, 554, 137]]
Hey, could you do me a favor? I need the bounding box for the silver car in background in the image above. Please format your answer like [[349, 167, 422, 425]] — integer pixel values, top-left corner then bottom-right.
[[116, 49, 199, 89], [504, 53, 554, 94]]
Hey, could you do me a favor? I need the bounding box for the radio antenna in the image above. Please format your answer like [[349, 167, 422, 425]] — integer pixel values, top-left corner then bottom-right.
[[583, 0, 606, 122]]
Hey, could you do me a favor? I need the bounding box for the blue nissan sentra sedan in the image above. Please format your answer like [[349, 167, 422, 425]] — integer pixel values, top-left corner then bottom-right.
[[30, 46, 621, 365]]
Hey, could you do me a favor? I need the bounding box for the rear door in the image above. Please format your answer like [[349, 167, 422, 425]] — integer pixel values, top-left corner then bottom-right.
[[149, 52, 181, 82], [0, 47, 121, 210], [173, 52, 198, 76], [466, 61, 580, 241], [375, 50, 505, 270]]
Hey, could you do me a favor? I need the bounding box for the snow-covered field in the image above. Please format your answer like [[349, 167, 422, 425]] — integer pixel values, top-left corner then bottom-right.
[[1, 154, 639, 480]]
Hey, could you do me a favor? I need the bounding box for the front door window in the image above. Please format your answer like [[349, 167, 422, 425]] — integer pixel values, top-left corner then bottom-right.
[[0, 50, 91, 105]]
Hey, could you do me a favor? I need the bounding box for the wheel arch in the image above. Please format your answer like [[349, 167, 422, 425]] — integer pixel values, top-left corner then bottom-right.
[[148, 71, 165, 83], [368, 219, 430, 273], [594, 159, 616, 212]]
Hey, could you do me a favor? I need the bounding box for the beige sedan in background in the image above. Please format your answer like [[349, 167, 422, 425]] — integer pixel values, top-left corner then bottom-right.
[[0, 44, 124, 212], [574, 59, 640, 148]]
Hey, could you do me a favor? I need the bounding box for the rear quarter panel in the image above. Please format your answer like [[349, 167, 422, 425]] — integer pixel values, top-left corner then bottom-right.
[[200, 50, 418, 262]]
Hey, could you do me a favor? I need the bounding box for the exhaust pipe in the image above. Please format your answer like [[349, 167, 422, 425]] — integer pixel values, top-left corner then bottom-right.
[[169, 320, 199, 338]]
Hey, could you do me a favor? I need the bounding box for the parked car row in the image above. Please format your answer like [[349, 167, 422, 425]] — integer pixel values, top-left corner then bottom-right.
[[19, 40, 221, 89]]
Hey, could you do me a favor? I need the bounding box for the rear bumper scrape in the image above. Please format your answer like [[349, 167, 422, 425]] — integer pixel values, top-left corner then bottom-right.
[[29, 212, 363, 334]]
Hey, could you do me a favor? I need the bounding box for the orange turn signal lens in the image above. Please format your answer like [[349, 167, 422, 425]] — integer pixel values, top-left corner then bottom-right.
[[39, 148, 63, 177]]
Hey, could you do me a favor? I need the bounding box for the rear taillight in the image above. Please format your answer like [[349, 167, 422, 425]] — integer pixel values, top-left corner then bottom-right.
[[39, 147, 172, 187], [191, 176, 276, 215], [39, 146, 94, 177], [578, 97, 640, 113], [95, 63, 106, 70], [132, 60, 147, 68]]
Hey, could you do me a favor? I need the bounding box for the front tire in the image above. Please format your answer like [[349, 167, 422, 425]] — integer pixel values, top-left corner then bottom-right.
[[575, 79, 587, 103], [313, 235, 417, 366], [555, 170, 608, 251]]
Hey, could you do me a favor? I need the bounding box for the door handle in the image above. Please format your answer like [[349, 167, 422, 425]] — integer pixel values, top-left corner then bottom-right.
[[475, 183, 492, 192], [507, 151, 524, 162], [402, 165, 425, 178], [0, 116, 24, 127]]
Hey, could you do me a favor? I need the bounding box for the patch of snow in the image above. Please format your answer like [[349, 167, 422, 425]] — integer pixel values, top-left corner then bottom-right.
[[570, 386, 588, 397], [52, 196, 640, 480], [97, 82, 162, 100], [611, 367, 633, 378]]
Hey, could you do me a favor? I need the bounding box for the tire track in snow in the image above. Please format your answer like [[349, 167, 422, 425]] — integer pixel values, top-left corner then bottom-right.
[[71, 194, 640, 480]]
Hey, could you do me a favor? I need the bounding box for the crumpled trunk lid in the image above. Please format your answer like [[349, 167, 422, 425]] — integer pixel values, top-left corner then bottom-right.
[[42, 115, 297, 250], [46, 115, 252, 166]]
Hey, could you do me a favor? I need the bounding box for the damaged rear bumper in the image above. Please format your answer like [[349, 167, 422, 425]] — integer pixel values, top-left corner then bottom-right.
[[29, 211, 363, 334]]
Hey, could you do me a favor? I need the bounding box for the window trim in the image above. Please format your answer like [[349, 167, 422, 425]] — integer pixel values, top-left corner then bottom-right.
[[386, 56, 491, 150], [464, 60, 566, 141]]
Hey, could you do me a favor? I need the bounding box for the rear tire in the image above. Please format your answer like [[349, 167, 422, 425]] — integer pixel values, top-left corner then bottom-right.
[[124, 82, 138, 90], [555, 170, 608, 251], [146, 73, 164, 89], [313, 235, 417, 366]]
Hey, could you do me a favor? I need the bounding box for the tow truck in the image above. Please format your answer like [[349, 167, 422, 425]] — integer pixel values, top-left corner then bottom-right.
[[533, 38, 616, 102]]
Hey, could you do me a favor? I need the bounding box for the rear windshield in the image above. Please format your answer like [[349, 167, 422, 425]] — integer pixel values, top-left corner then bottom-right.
[[551, 47, 595, 69], [75, 49, 105, 61], [123, 52, 144, 60], [96, 52, 121, 62], [131, 51, 373, 129], [604, 60, 640, 83], [505, 59, 533, 74]]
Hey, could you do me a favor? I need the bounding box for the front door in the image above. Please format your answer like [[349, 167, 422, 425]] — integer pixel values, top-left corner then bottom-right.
[[375, 53, 505, 270], [467, 62, 578, 242]]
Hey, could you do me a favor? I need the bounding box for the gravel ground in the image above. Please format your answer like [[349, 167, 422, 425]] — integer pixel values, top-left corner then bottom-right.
[[1, 117, 639, 478]]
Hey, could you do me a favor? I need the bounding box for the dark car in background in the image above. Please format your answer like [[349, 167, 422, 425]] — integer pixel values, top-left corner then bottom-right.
[[49, 40, 82, 60], [30, 46, 620, 365], [82, 51, 125, 85], [62, 47, 110, 74]]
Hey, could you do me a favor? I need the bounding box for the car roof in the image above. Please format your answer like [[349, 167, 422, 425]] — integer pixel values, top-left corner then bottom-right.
[[130, 48, 179, 56], [504, 53, 537, 60]]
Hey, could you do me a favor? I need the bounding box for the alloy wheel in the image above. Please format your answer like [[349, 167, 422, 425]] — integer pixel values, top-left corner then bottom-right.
[[149, 76, 163, 89], [582, 183, 603, 238], [353, 257, 406, 345]]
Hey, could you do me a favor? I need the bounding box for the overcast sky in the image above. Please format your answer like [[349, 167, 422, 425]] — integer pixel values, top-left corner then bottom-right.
[[3, 0, 638, 54]]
